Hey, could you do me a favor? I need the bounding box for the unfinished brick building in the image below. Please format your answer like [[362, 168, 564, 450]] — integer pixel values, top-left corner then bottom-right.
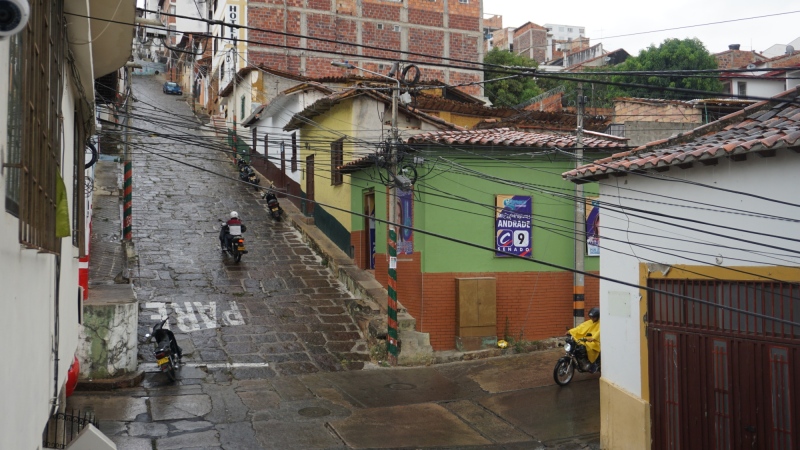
[[244, 0, 485, 96]]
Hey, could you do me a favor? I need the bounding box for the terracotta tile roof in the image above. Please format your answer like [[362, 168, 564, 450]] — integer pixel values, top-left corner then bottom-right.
[[563, 87, 800, 182], [476, 109, 611, 133], [411, 93, 516, 118], [406, 128, 627, 149]]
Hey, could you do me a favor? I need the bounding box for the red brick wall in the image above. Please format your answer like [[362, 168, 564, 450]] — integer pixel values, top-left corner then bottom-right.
[[409, 8, 444, 28], [364, 244, 601, 350], [245, 0, 482, 93]]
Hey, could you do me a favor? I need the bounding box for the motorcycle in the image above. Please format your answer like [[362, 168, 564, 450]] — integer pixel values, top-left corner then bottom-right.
[[143, 319, 181, 381], [553, 333, 600, 386], [238, 164, 260, 191], [220, 222, 247, 262], [263, 190, 283, 221]]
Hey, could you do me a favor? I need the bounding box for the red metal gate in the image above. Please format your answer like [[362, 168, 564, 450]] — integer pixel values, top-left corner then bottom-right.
[[648, 279, 800, 449]]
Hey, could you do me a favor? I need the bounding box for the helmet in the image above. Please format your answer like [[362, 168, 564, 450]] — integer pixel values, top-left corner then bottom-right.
[[230, 211, 238, 219], [588, 307, 600, 320]]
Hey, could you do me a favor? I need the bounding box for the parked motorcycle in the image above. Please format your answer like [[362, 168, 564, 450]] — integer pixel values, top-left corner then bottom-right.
[[238, 164, 260, 191], [143, 319, 181, 381], [263, 190, 283, 221], [553, 333, 600, 386], [220, 222, 247, 262]]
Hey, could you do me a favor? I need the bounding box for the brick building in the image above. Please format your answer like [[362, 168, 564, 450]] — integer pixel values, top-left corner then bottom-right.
[[513, 22, 547, 63], [714, 44, 767, 70], [234, 0, 485, 97]]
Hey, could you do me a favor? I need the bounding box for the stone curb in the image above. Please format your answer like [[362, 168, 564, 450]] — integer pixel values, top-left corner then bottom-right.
[[75, 371, 145, 391]]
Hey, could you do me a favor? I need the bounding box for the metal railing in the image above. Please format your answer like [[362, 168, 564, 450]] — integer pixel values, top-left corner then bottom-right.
[[42, 409, 98, 449]]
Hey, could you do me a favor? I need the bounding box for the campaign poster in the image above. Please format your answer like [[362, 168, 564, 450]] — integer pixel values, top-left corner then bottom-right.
[[396, 189, 414, 255], [495, 195, 532, 258], [586, 197, 600, 256]]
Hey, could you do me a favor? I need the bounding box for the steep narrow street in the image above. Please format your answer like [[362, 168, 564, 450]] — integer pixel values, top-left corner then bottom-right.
[[68, 75, 600, 450]]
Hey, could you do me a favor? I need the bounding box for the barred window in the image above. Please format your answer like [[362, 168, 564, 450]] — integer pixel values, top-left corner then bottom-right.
[[331, 139, 343, 185], [4, 0, 67, 253]]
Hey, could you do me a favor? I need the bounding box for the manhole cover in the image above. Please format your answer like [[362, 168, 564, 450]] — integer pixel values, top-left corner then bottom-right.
[[386, 383, 416, 391], [298, 407, 331, 417]]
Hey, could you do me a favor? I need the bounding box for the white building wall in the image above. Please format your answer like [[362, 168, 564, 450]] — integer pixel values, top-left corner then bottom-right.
[[730, 77, 785, 98], [0, 41, 83, 450], [598, 152, 800, 398], [251, 89, 330, 185]]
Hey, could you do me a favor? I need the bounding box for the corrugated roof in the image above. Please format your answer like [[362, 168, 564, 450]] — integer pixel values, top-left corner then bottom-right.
[[563, 87, 800, 182]]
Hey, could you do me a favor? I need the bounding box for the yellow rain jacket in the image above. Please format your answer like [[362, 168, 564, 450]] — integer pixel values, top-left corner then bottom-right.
[[569, 319, 600, 363]]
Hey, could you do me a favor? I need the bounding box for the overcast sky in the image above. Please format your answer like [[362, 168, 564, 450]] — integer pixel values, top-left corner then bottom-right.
[[482, 1, 800, 56]]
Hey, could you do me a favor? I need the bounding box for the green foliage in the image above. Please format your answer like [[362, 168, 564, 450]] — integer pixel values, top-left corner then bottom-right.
[[483, 48, 541, 107], [536, 67, 617, 109], [609, 38, 724, 99]]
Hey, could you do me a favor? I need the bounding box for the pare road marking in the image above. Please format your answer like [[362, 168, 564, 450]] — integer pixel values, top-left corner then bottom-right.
[[143, 301, 245, 332]]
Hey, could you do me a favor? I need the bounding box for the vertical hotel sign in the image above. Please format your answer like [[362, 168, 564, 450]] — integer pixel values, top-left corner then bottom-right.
[[495, 195, 532, 257]]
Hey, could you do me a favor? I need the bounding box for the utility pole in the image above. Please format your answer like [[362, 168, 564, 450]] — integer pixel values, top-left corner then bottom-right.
[[573, 83, 585, 327], [386, 68, 400, 366], [123, 62, 135, 242], [331, 60, 401, 365]]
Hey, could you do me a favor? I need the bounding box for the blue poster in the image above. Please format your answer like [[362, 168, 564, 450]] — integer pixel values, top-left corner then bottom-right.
[[397, 189, 414, 255], [495, 195, 532, 258]]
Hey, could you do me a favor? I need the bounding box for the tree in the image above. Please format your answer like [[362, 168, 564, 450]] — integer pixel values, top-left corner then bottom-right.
[[609, 38, 724, 99], [483, 48, 541, 107]]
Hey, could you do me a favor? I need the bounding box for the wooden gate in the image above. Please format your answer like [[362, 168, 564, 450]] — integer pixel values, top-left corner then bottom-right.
[[648, 279, 800, 449]]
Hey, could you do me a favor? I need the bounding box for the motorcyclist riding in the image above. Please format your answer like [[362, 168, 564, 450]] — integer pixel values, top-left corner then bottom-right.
[[220, 211, 247, 251], [567, 307, 600, 373]]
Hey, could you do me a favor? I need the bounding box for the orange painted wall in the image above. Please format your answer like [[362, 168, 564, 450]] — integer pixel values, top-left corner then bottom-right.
[[357, 231, 601, 351]]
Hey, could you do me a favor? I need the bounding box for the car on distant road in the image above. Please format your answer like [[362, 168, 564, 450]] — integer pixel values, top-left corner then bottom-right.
[[163, 82, 182, 95]]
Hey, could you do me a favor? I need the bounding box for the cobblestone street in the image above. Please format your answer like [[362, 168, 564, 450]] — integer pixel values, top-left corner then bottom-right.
[[67, 75, 600, 450], [128, 75, 370, 379]]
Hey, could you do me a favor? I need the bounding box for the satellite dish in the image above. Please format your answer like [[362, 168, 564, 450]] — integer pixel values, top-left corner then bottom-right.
[[746, 63, 756, 69], [787, 45, 796, 55]]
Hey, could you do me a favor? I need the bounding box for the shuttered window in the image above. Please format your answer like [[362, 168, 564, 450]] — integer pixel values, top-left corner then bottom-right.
[[4, 0, 67, 253]]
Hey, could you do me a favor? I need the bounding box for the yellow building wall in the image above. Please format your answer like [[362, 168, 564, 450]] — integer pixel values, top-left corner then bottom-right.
[[298, 102, 354, 232], [600, 378, 651, 449]]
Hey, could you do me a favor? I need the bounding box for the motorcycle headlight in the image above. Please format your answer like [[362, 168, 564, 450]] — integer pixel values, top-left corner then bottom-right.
[[564, 343, 572, 352]]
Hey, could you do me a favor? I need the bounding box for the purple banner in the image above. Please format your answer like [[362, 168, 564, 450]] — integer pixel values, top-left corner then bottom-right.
[[495, 195, 532, 258]]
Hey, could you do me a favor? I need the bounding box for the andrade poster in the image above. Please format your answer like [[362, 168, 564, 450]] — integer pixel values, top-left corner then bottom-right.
[[495, 195, 532, 258], [586, 197, 600, 256]]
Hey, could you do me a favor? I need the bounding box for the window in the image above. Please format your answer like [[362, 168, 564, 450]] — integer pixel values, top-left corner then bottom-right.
[[393, 25, 401, 32], [169, 5, 176, 14], [240, 95, 245, 120], [331, 139, 343, 185], [72, 114, 86, 251], [737, 81, 747, 98], [567, 27, 573, 32], [458, 0, 468, 3], [5, 32, 23, 215], [5, 0, 67, 253], [579, 28, 585, 34], [377, 23, 384, 30], [291, 133, 297, 171]]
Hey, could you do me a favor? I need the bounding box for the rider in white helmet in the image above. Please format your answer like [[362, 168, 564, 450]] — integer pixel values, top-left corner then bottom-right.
[[220, 211, 246, 251]]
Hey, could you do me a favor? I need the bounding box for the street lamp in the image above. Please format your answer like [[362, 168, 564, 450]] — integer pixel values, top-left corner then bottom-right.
[[332, 60, 401, 366]]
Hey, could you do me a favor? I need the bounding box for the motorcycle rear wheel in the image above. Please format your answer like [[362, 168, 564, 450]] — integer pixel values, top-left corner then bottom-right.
[[553, 359, 574, 386], [164, 356, 177, 381], [233, 248, 242, 263]]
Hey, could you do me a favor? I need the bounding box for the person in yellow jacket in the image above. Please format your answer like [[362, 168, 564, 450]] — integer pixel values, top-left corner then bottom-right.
[[567, 307, 600, 373]]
